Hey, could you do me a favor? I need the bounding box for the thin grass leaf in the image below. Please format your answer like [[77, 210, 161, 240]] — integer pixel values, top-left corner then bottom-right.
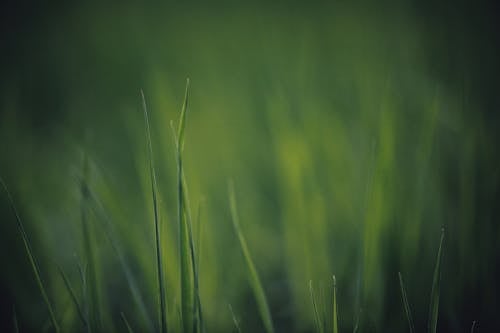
[[0, 177, 60, 333], [428, 228, 445, 333], [333, 276, 339, 333], [177, 78, 190, 151], [228, 181, 275, 333], [13, 305, 19, 333], [352, 308, 362, 333], [141, 89, 168, 333], [58, 265, 87, 327], [228, 304, 242, 333], [309, 281, 324, 333], [174, 78, 199, 333], [398, 272, 414, 333], [121, 312, 135, 333]]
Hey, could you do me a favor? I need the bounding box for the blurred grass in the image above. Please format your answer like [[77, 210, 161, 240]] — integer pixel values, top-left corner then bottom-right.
[[0, 1, 499, 332]]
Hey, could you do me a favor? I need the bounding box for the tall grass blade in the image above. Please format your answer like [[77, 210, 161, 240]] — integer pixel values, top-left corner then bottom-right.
[[428, 228, 445, 333], [228, 181, 275, 333], [141, 89, 168, 333], [228, 304, 242, 333], [58, 265, 87, 327], [121, 312, 135, 333], [332, 276, 339, 333], [0, 177, 60, 333], [398, 272, 415, 333], [174, 78, 200, 333], [309, 280, 324, 333]]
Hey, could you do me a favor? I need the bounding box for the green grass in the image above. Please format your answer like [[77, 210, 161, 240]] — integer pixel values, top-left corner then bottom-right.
[[58, 265, 87, 327], [0, 177, 60, 333], [121, 312, 135, 333], [229, 181, 275, 333], [309, 280, 324, 333], [142, 89, 168, 333], [398, 272, 414, 333], [428, 228, 445, 333], [333, 276, 339, 333]]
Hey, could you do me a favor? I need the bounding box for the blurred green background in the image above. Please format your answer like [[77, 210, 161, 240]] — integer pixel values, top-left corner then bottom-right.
[[1, 0, 499, 332]]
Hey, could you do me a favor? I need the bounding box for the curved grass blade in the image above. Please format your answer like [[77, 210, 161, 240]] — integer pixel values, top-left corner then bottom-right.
[[0, 177, 60, 333], [332, 276, 339, 333], [121, 312, 135, 333], [142, 90, 168, 333], [398, 272, 414, 333], [428, 228, 445, 333], [309, 281, 324, 333], [58, 265, 87, 327], [228, 181, 275, 333]]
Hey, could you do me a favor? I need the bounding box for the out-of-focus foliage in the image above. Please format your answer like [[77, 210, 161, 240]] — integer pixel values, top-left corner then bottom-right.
[[1, 1, 499, 332]]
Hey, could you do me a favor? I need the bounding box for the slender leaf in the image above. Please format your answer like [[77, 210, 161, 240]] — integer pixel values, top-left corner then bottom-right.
[[309, 280, 324, 333], [398, 272, 415, 333], [141, 89, 168, 333], [228, 304, 242, 333], [428, 228, 445, 333], [58, 265, 87, 327], [121, 312, 135, 333], [174, 78, 198, 333], [333, 276, 339, 333], [228, 181, 275, 333]]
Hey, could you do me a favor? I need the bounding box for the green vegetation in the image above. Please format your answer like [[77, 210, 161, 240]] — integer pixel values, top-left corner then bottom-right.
[[1, 2, 498, 332]]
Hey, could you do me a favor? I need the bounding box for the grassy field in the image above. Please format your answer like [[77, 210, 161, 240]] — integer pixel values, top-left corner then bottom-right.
[[1, 1, 499, 332]]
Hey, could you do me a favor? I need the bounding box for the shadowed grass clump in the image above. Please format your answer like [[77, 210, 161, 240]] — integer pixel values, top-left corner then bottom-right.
[[229, 181, 275, 333]]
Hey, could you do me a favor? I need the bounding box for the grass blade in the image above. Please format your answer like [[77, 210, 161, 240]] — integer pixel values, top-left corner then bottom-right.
[[121, 312, 135, 333], [428, 227, 445, 333], [0, 177, 60, 333], [333, 276, 339, 333], [309, 281, 324, 333], [142, 89, 168, 333], [398, 272, 415, 333], [228, 304, 242, 333], [58, 265, 87, 327], [352, 308, 362, 333], [228, 181, 275, 333], [174, 78, 199, 333]]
